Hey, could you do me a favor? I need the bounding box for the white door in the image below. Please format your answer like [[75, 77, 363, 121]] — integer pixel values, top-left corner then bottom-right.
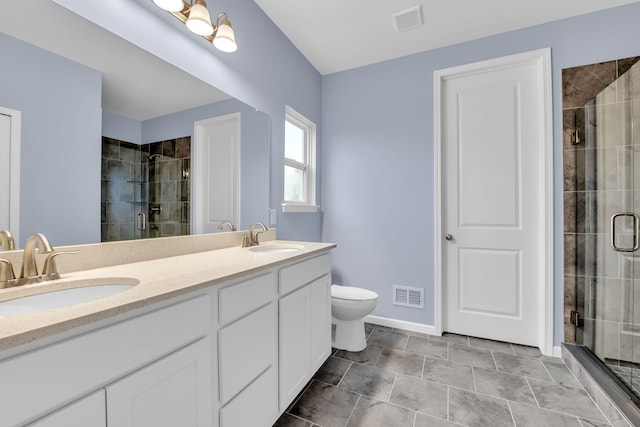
[[436, 49, 552, 348], [0, 107, 20, 244], [193, 113, 240, 234]]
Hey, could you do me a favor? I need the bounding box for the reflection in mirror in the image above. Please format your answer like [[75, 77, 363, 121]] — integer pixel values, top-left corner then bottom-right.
[[0, 231, 15, 251], [0, 0, 270, 248]]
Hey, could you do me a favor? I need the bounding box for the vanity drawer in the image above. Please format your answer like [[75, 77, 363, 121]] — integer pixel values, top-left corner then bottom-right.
[[218, 271, 275, 325], [279, 253, 331, 295]]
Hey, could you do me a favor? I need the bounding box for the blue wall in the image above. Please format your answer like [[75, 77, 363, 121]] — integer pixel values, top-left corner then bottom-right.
[[0, 33, 102, 247], [28, 0, 640, 346], [321, 3, 640, 345]]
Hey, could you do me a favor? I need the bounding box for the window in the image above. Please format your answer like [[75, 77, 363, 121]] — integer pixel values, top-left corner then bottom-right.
[[283, 106, 317, 212]]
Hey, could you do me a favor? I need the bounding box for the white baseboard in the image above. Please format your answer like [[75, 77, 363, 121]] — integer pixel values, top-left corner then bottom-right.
[[364, 315, 436, 336], [364, 315, 563, 358]]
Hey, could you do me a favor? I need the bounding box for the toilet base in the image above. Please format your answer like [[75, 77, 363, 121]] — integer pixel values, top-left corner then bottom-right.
[[332, 316, 367, 352]]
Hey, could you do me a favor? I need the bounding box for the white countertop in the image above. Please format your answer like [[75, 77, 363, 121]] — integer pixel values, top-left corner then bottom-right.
[[0, 240, 335, 351]]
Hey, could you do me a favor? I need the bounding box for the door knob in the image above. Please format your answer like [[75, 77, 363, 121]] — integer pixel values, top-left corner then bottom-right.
[[445, 234, 453, 241]]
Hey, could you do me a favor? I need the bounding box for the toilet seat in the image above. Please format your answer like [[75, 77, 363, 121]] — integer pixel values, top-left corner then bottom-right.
[[331, 284, 378, 301]]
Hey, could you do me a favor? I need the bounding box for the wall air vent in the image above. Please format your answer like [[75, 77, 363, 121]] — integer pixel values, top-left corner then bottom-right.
[[393, 285, 424, 309], [392, 5, 423, 33]]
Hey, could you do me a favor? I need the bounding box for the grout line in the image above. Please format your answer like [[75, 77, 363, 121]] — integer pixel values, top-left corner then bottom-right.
[[506, 400, 517, 427], [372, 347, 383, 367], [388, 372, 398, 402], [524, 376, 541, 408], [284, 412, 315, 425], [335, 361, 354, 389], [344, 394, 361, 427], [539, 358, 555, 383], [446, 385, 450, 421], [471, 366, 478, 392], [490, 349, 499, 372]]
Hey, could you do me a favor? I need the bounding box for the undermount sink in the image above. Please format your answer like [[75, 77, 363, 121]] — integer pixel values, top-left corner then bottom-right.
[[0, 278, 138, 317], [248, 244, 303, 253]]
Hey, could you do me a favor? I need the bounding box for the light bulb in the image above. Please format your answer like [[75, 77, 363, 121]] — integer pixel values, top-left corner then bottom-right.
[[152, 0, 184, 13], [186, 0, 214, 36], [213, 22, 237, 52]]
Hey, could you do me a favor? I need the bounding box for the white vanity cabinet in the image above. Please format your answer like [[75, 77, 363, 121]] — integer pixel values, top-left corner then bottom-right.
[[278, 253, 332, 411], [0, 247, 334, 427], [29, 337, 211, 427], [28, 390, 106, 427], [1, 294, 212, 427]]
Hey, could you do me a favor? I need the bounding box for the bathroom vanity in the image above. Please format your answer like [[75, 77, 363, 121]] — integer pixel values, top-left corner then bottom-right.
[[0, 232, 335, 427]]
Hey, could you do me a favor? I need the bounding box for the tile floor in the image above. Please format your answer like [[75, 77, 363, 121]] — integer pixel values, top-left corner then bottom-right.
[[274, 324, 612, 427]]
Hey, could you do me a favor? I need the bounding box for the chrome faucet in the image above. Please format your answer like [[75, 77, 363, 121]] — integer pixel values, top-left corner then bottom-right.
[[246, 222, 268, 246], [217, 221, 237, 232], [20, 233, 54, 279], [0, 259, 16, 287], [41, 250, 79, 280], [0, 230, 15, 251], [0, 234, 76, 288]]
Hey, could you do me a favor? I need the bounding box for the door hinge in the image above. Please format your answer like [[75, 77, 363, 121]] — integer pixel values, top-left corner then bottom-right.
[[570, 310, 580, 326]]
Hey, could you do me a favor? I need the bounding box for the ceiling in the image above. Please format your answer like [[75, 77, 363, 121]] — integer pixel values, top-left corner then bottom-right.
[[2, 0, 638, 118], [255, 0, 640, 75], [0, 0, 230, 121]]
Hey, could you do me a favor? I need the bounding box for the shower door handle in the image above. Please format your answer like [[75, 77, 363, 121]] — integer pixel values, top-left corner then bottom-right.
[[137, 212, 146, 231], [610, 212, 640, 252]]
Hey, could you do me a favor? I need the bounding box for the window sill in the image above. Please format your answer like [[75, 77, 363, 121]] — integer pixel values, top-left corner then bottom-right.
[[281, 203, 319, 213]]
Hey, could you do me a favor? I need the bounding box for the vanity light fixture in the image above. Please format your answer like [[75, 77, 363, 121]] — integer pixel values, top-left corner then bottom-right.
[[152, 0, 237, 52]]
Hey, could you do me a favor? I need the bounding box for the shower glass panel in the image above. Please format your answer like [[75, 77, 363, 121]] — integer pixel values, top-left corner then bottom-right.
[[101, 137, 191, 242], [573, 60, 640, 397]]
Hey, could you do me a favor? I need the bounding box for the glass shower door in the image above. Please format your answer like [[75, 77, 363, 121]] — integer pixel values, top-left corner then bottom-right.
[[574, 60, 640, 398]]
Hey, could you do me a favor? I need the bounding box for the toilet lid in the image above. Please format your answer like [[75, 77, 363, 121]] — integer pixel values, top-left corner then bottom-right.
[[331, 285, 378, 301]]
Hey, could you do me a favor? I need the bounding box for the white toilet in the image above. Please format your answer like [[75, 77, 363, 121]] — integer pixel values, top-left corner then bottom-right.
[[331, 284, 378, 352]]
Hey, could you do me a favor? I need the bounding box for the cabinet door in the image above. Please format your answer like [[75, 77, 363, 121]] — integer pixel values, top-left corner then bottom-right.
[[310, 274, 332, 372], [218, 303, 276, 404], [279, 286, 310, 411], [106, 338, 212, 427], [219, 367, 277, 427], [28, 390, 106, 427]]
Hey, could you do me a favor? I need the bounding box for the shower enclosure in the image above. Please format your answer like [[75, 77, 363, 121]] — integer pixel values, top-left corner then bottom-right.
[[101, 137, 191, 242], [564, 56, 640, 404]]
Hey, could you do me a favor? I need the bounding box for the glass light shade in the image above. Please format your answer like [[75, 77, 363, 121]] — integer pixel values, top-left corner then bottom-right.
[[152, 0, 185, 12], [213, 22, 237, 52], [186, 0, 214, 36]]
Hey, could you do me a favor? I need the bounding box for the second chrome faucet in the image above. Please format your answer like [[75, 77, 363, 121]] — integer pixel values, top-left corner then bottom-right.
[[243, 222, 268, 247], [0, 233, 77, 288]]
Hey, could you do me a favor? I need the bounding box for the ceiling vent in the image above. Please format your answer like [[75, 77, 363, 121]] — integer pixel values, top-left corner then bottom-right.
[[392, 5, 423, 33]]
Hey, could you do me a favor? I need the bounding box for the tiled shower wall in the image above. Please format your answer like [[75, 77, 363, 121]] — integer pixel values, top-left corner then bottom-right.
[[563, 57, 640, 355], [101, 136, 191, 242]]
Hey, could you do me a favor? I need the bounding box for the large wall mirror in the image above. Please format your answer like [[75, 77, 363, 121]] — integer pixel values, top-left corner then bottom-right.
[[0, 0, 270, 249]]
